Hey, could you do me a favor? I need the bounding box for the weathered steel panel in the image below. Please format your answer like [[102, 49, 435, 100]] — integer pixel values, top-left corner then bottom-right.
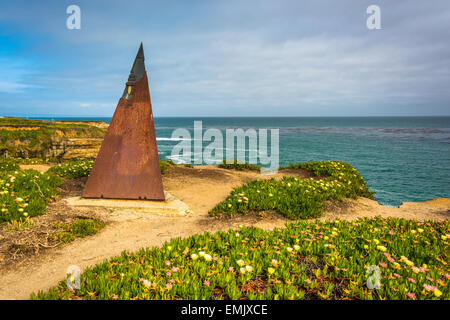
[[82, 43, 165, 200]]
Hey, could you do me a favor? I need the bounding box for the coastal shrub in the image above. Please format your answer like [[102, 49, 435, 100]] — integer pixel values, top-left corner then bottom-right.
[[210, 161, 374, 219], [159, 159, 175, 174], [31, 217, 449, 300], [0, 169, 62, 223], [48, 160, 94, 178], [218, 160, 261, 171]]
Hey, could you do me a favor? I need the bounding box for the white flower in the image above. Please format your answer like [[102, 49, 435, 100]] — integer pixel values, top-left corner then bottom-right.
[[191, 254, 198, 260], [198, 251, 205, 257], [143, 280, 151, 287], [245, 265, 253, 272], [204, 254, 212, 261], [236, 259, 245, 267]]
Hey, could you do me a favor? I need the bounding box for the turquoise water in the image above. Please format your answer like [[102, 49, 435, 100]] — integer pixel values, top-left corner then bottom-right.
[[34, 116, 450, 207]]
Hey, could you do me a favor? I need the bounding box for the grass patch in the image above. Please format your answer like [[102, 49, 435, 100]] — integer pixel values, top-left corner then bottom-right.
[[218, 160, 261, 171], [50, 219, 105, 244], [209, 161, 374, 219], [2, 217, 36, 231], [31, 217, 449, 300]]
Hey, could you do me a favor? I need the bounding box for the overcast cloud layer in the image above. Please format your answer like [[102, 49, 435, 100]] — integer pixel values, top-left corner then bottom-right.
[[0, 0, 449, 117]]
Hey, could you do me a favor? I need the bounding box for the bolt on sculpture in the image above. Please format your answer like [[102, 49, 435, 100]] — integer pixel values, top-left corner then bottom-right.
[[82, 43, 165, 200]]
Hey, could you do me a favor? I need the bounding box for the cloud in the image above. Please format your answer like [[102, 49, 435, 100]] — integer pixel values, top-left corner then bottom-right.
[[0, 0, 449, 116]]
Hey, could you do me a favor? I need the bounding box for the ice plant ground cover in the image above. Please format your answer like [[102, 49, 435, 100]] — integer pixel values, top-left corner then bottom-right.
[[48, 160, 94, 178], [210, 161, 375, 219], [0, 159, 62, 223], [32, 217, 449, 300]]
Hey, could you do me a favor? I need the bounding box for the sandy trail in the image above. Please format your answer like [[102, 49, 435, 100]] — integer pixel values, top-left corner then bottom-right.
[[1, 165, 448, 299]]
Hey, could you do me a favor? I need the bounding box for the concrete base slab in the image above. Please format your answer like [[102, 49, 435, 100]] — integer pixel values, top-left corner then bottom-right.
[[64, 191, 191, 216]]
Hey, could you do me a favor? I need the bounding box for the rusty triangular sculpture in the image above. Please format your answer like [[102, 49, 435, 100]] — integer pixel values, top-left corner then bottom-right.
[[82, 43, 165, 200]]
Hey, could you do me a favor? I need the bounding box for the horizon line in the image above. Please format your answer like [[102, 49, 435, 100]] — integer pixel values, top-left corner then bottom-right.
[[3, 115, 450, 118]]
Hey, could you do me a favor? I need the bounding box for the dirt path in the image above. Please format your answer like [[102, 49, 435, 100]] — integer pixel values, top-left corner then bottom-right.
[[1, 165, 448, 299], [19, 164, 52, 173]]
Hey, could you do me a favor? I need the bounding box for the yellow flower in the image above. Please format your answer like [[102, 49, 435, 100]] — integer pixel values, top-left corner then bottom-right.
[[324, 236, 329, 241], [245, 265, 253, 272], [417, 228, 424, 233], [434, 289, 442, 297], [441, 235, 447, 241], [373, 239, 380, 245], [191, 254, 198, 260], [406, 260, 414, 267], [286, 247, 293, 252], [364, 245, 369, 250], [239, 267, 246, 274], [293, 245, 300, 251], [199, 251, 205, 257], [268, 267, 275, 275], [376, 245, 387, 252]]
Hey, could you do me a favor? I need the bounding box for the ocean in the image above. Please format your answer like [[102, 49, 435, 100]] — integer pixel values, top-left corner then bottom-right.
[[33, 116, 450, 207]]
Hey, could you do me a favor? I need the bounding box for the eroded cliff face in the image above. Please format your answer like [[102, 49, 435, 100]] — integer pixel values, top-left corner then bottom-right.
[[0, 119, 108, 160], [47, 137, 105, 160]]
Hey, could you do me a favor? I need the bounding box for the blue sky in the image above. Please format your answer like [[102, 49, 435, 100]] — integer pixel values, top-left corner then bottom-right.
[[0, 0, 449, 117]]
